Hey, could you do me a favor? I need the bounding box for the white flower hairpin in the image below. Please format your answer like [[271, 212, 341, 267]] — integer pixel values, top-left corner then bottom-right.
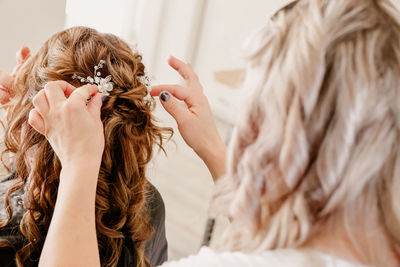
[[72, 60, 114, 96], [130, 43, 152, 97], [139, 72, 151, 91], [71, 49, 152, 101]]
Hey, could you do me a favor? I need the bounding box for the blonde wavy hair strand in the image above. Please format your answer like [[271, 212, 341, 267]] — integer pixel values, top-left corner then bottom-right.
[[212, 1, 400, 266]]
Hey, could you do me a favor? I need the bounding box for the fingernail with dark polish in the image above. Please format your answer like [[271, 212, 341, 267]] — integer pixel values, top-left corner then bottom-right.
[[160, 92, 170, 102], [102, 95, 108, 103]]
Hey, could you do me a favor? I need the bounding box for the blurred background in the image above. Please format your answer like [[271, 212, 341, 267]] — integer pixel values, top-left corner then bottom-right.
[[0, 0, 290, 260]]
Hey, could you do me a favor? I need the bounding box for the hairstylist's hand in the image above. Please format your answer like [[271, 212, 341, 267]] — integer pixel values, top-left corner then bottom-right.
[[28, 81, 105, 168], [35, 82, 103, 267], [0, 47, 31, 104], [151, 56, 227, 180]]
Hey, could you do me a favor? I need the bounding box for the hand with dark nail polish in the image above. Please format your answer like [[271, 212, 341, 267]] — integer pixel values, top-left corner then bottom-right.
[[150, 56, 227, 181], [160, 92, 170, 102]]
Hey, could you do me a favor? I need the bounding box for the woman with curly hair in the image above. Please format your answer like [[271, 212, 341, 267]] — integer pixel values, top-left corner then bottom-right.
[[0, 27, 171, 267]]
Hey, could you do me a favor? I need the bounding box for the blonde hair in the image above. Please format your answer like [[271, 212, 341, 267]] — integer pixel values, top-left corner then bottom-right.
[[213, 0, 400, 266]]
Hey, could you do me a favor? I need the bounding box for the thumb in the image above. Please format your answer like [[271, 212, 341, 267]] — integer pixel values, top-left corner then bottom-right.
[[159, 91, 190, 124], [87, 93, 105, 118], [28, 109, 45, 136]]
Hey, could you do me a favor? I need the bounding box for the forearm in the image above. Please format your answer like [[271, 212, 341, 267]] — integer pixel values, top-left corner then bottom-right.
[[39, 162, 101, 267]]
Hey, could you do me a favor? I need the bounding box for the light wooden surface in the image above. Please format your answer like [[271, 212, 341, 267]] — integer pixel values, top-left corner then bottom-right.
[[148, 105, 230, 260]]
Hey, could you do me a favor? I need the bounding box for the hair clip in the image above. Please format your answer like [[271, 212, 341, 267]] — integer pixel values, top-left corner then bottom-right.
[[72, 60, 114, 96], [129, 43, 152, 95], [139, 72, 151, 92]]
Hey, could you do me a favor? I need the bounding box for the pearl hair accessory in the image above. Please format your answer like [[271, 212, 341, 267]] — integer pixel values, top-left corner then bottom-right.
[[72, 60, 114, 96], [130, 43, 152, 97], [139, 71, 152, 102], [139, 72, 151, 91], [72, 49, 152, 100]]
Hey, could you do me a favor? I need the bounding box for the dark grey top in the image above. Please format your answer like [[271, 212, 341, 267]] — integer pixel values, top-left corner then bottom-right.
[[0, 173, 168, 267]]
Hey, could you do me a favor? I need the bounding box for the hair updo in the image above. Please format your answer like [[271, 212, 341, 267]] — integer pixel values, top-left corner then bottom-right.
[[0, 26, 172, 267]]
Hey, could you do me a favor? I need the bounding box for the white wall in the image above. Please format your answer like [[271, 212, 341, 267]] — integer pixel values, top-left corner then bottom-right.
[[131, 0, 292, 123], [0, 0, 66, 72], [131, 0, 207, 84], [194, 0, 292, 123], [0, 0, 291, 115]]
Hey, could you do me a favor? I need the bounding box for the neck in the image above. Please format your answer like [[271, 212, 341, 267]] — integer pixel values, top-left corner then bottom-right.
[[301, 213, 399, 266]]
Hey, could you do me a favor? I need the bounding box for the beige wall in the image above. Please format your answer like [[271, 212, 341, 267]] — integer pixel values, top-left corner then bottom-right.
[[0, 0, 66, 72]]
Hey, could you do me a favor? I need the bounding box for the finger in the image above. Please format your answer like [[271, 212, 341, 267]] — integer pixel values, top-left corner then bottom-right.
[[28, 109, 45, 135], [16, 46, 31, 65], [151, 84, 190, 101], [0, 70, 13, 89], [87, 93, 104, 118], [0, 86, 13, 104], [168, 56, 199, 83], [44, 81, 76, 107], [12, 47, 31, 76], [32, 90, 49, 116], [158, 91, 190, 124], [69, 84, 99, 107]]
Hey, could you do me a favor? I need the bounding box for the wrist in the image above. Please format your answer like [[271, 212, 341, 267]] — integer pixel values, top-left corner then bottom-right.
[[58, 144, 104, 169], [200, 141, 227, 181], [59, 161, 100, 192], [61, 155, 102, 172]]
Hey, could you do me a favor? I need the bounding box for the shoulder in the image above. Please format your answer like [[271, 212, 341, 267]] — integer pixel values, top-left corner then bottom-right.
[[0, 173, 26, 254], [159, 247, 367, 267], [159, 247, 283, 267], [144, 182, 168, 266], [159, 247, 269, 267], [146, 182, 166, 226], [0, 173, 25, 223]]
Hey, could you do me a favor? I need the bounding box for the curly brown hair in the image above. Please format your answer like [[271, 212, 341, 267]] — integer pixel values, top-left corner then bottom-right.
[[0, 27, 172, 267]]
